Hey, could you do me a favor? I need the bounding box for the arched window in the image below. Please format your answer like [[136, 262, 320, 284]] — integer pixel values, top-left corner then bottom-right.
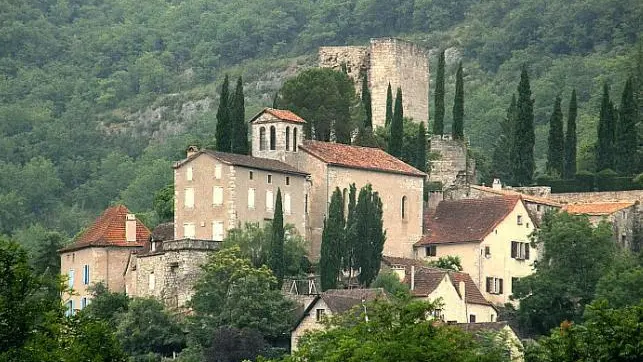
[[270, 126, 276, 150], [401, 196, 407, 219], [293, 128, 298, 152], [285, 127, 290, 151], [259, 127, 266, 150]]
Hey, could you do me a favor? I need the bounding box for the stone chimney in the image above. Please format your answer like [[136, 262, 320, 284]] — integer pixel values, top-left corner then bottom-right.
[[410, 265, 415, 291], [125, 214, 137, 242], [458, 281, 466, 303], [492, 178, 502, 190], [186, 145, 199, 158]]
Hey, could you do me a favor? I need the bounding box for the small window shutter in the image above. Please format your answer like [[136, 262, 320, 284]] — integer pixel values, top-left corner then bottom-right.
[[284, 193, 291, 215], [248, 188, 255, 208], [499, 279, 504, 294], [525, 243, 530, 260], [511, 241, 517, 258], [486, 277, 492, 293], [213, 186, 223, 206], [266, 190, 274, 211]]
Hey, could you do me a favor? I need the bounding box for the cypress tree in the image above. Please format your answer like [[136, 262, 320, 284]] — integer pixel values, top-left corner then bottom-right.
[[433, 50, 445, 135], [596, 84, 616, 171], [385, 83, 393, 127], [354, 184, 385, 287], [388, 87, 404, 157], [491, 95, 516, 184], [511, 66, 535, 186], [564, 90, 578, 179], [546, 96, 565, 177], [272, 91, 279, 108], [361, 71, 372, 130], [269, 188, 285, 288], [414, 122, 427, 172], [615, 77, 639, 174], [215, 75, 231, 152], [343, 184, 357, 284], [320, 188, 344, 291], [452, 62, 464, 140], [230, 76, 248, 155]]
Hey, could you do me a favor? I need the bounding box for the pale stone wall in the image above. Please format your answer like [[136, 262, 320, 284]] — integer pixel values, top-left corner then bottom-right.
[[174, 153, 307, 240], [548, 190, 643, 203], [291, 298, 329, 352], [250, 113, 305, 162], [468, 303, 498, 323], [318, 46, 370, 93], [429, 135, 475, 189]]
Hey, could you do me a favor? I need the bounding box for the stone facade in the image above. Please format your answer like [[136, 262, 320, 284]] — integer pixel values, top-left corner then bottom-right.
[[250, 111, 306, 162], [430, 135, 475, 190], [319, 38, 429, 128]]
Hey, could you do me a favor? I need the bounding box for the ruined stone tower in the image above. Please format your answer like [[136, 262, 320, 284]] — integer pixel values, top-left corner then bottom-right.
[[319, 38, 429, 128]]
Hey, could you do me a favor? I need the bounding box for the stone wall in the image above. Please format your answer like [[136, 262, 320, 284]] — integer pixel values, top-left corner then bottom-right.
[[429, 135, 475, 190], [547, 190, 643, 203], [318, 46, 369, 93]]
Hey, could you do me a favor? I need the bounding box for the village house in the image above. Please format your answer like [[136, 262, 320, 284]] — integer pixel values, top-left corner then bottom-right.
[[563, 201, 639, 249], [414, 196, 537, 305], [59, 205, 150, 314], [382, 256, 497, 323]]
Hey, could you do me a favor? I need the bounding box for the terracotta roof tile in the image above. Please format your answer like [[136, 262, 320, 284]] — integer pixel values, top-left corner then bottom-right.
[[415, 196, 521, 246], [173, 149, 308, 176], [300, 140, 426, 177], [321, 288, 387, 313], [60, 205, 150, 252], [448, 271, 491, 306], [563, 202, 635, 216], [250, 108, 307, 124], [470, 185, 562, 207]]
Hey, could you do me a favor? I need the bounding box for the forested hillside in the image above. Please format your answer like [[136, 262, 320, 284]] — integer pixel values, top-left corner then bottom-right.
[[1, 0, 641, 244]]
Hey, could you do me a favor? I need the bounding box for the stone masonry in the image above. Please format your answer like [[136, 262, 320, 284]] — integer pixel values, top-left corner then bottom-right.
[[429, 135, 475, 190], [319, 38, 429, 128]]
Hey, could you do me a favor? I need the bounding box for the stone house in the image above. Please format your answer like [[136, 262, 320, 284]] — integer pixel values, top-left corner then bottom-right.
[[414, 196, 537, 305], [563, 202, 639, 250], [382, 256, 497, 324], [251, 108, 426, 259], [454, 322, 524, 362], [290, 288, 386, 351], [59, 205, 150, 314]]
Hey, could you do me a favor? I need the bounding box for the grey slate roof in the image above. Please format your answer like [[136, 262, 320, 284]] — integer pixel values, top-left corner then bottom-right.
[[173, 149, 308, 176]]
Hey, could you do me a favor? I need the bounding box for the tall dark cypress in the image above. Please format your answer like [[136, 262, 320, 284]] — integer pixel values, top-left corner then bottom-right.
[[361, 71, 372, 130], [511, 66, 535, 186], [491, 95, 516, 183], [320, 188, 344, 291], [414, 122, 427, 172], [230, 76, 248, 155], [546, 96, 565, 177], [343, 184, 357, 274], [355, 184, 385, 287], [389, 87, 404, 157], [615, 77, 639, 174], [215, 75, 231, 152], [433, 50, 445, 135], [385, 83, 393, 127], [452, 62, 464, 140], [269, 188, 285, 288], [596, 84, 615, 171], [564, 90, 578, 179]]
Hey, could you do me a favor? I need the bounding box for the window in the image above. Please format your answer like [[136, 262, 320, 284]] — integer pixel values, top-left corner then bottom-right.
[[536, 205, 542, 212], [270, 126, 276, 150], [214, 164, 222, 179], [285, 176, 290, 186], [293, 128, 298, 151], [249, 171, 254, 180], [183, 223, 196, 239], [148, 272, 155, 291], [248, 188, 255, 209], [425, 245, 436, 257], [184, 188, 195, 208], [484, 246, 491, 258], [511, 241, 530, 260], [83, 265, 90, 285], [401, 196, 407, 219], [266, 190, 274, 211], [286, 127, 290, 151], [81, 297, 88, 310], [186, 166, 193, 181], [267, 174, 272, 184], [213, 186, 224, 206], [526, 222, 530, 228], [517, 215, 523, 225], [469, 314, 476, 323], [68, 269, 75, 288], [65, 300, 74, 317], [259, 127, 267, 150], [486, 277, 504, 294], [316, 308, 326, 322], [212, 221, 224, 241], [284, 193, 292, 215]]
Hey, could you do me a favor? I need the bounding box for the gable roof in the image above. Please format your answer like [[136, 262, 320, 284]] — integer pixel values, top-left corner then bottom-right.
[[173, 149, 308, 176], [470, 185, 562, 207], [300, 140, 426, 177], [563, 202, 635, 216], [59, 205, 150, 253], [249, 108, 307, 124], [448, 271, 492, 306], [415, 196, 522, 246]]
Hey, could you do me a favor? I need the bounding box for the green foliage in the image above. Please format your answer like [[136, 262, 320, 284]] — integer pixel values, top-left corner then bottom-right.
[[511, 66, 536, 186], [270, 188, 285, 288], [342, 183, 358, 277], [546, 96, 564, 177], [230, 76, 249, 155], [427, 255, 463, 271], [204, 326, 270, 362], [371, 271, 410, 298], [414, 122, 427, 172], [594, 252, 643, 308], [153, 183, 174, 222], [354, 184, 386, 286], [388, 87, 404, 157], [452, 62, 464, 140], [596, 83, 617, 172], [615, 76, 639, 175], [563, 90, 578, 179], [433, 50, 445, 135], [385, 82, 393, 127], [83, 282, 130, 328], [320, 188, 344, 291], [361, 71, 372, 129], [491, 95, 516, 183], [215, 75, 232, 152]]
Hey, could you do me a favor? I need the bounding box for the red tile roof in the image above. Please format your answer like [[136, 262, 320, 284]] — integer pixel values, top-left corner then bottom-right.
[[300, 140, 426, 177], [250, 108, 307, 124], [563, 202, 635, 216], [415, 196, 521, 246], [449, 271, 491, 306], [470, 185, 562, 207], [59, 205, 150, 252]]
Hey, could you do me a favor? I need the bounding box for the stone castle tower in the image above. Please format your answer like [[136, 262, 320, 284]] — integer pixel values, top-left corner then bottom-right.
[[319, 38, 429, 128]]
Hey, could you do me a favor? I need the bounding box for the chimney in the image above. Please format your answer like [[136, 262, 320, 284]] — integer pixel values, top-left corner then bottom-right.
[[410, 265, 415, 291], [458, 281, 466, 303], [492, 178, 502, 190], [125, 214, 137, 242], [186, 145, 199, 158]]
